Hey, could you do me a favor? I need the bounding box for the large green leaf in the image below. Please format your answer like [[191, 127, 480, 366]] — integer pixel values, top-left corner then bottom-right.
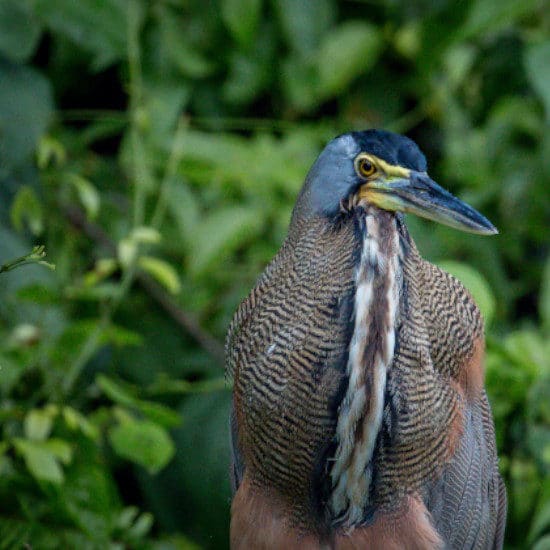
[[532, 535, 550, 550], [221, 0, 262, 48], [541, 255, 550, 334], [108, 418, 175, 474], [32, 0, 135, 70], [0, 62, 53, 170], [460, 0, 544, 40], [97, 375, 182, 428], [272, 0, 335, 56], [13, 438, 72, 483], [188, 206, 264, 276], [24, 408, 54, 441], [153, 7, 216, 79], [317, 21, 383, 97], [0, 0, 42, 62], [525, 41, 550, 121], [10, 185, 43, 235], [281, 55, 320, 112], [138, 256, 182, 295]]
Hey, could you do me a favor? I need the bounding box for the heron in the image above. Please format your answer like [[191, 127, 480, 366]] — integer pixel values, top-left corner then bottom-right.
[[226, 130, 506, 549]]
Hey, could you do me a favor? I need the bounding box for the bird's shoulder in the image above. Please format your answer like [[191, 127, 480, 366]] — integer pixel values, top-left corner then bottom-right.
[[411, 253, 485, 393]]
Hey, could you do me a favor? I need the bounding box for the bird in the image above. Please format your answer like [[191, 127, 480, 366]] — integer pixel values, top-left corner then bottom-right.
[[225, 129, 506, 549]]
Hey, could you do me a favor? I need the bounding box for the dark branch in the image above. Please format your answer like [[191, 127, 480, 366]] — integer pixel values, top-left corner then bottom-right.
[[64, 205, 225, 364]]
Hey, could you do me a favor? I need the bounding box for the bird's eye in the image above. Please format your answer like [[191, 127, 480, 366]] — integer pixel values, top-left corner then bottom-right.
[[356, 157, 377, 178]]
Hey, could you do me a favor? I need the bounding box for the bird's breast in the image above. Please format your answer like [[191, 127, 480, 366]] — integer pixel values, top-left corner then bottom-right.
[[230, 216, 359, 518], [229, 209, 403, 530], [329, 208, 401, 526]]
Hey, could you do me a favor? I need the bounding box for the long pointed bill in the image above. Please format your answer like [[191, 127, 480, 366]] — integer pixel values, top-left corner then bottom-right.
[[358, 171, 498, 235]]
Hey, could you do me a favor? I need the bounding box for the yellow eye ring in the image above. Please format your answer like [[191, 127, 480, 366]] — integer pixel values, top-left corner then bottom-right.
[[356, 156, 377, 178]]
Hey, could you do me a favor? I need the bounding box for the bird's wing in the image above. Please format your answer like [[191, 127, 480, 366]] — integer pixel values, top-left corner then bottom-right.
[[418, 259, 506, 548], [229, 401, 245, 495], [425, 392, 506, 549]]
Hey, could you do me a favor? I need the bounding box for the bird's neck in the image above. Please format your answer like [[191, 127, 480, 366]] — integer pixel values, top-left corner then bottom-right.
[[329, 206, 402, 526]]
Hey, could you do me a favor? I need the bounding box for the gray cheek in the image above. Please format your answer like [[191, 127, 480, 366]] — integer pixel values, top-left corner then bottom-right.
[[296, 135, 361, 218], [309, 173, 358, 217]]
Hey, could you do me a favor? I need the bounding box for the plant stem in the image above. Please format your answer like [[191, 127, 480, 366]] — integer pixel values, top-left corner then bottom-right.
[[127, 0, 148, 229], [150, 117, 188, 230], [0, 246, 54, 275]]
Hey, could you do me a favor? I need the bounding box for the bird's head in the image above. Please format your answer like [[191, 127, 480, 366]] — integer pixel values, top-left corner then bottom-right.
[[298, 129, 497, 235]]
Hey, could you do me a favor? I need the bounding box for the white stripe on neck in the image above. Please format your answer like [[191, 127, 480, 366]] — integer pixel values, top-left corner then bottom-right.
[[329, 210, 400, 526]]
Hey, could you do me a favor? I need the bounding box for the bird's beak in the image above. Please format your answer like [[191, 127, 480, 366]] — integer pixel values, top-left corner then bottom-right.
[[358, 170, 498, 235]]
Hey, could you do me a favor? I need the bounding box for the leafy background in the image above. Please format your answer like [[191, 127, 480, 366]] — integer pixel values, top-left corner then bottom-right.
[[0, 0, 548, 548]]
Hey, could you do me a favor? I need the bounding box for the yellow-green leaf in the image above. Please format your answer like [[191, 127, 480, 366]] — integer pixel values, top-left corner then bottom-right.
[[131, 226, 162, 245], [24, 409, 55, 441], [10, 185, 43, 235], [317, 21, 382, 97], [13, 438, 64, 484], [67, 174, 100, 220], [138, 256, 181, 294], [108, 419, 175, 474]]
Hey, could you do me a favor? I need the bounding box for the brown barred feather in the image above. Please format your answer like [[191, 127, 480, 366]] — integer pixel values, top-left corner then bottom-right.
[[227, 210, 505, 548]]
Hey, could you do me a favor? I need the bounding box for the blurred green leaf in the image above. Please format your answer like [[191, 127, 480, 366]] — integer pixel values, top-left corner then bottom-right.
[[66, 174, 100, 220], [143, 82, 190, 144], [138, 256, 181, 295], [128, 511, 153, 538], [10, 186, 43, 235], [117, 506, 139, 530], [44, 438, 73, 465], [221, 0, 262, 48], [13, 438, 67, 483], [528, 478, 550, 547], [32, 0, 133, 70], [0, 0, 42, 62], [98, 375, 181, 428], [154, 8, 215, 79], [272, 0, 334, 56], [131, 226, 162, 245], [83, 258, 118, 288], [166, 184, 200, 246], [37, 135, 67, 169], [24, 409, 55, 441], [97, 374, 139, 408], [460, 0, 543, 40], [281, 55, 319, 112], [0, 354, 25, 395], [103, 324, 143, 348], [137, 402, 182, 429], [541, 255, 550, 333], [317, 21, 383, 97], [189, 206, 263, 276], [525, 41, 550, 121], [0, 62, 52, 170], [503, 329, 548, 373], [118, 238, 138, 269], [62, 407, 99, 440], [224, 50, 269, 105], [109, 418, 175, 474]]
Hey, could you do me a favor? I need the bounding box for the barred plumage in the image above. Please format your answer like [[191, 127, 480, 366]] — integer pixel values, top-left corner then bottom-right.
[[227, 130, 505, 549]]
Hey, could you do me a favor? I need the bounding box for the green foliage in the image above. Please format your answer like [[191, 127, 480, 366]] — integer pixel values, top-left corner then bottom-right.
[[0, 0, 548, 548]]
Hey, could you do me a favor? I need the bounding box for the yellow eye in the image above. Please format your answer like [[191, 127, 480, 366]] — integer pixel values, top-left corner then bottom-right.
[[356, 156, 377, 178]]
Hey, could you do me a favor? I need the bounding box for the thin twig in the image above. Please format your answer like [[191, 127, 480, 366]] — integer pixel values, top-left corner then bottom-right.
[[64, 206, 225, 364], [0, 246, 55, 274]]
